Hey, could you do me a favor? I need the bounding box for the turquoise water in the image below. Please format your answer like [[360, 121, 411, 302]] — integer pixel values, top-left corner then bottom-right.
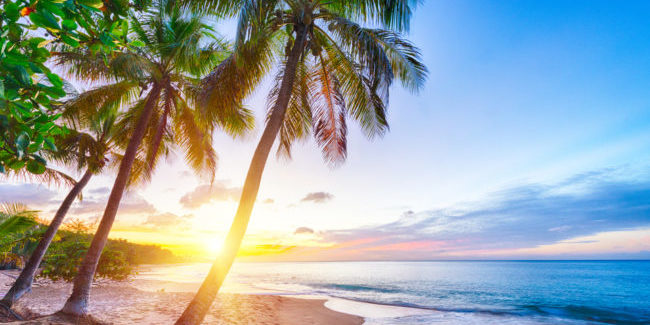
[[138, 261, 650, 324]]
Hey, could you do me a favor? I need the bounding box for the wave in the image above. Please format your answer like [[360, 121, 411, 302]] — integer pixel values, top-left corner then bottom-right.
[[304, 283, 650, 325], [313, 283, 402, 294]]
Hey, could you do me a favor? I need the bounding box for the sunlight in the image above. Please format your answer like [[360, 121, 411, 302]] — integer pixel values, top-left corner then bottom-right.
[[204, 238, 225, 256]]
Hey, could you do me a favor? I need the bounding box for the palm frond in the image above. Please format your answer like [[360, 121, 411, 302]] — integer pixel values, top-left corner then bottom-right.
[[2, 167, 77, 189], [325, 0, 418, 32], [311, 54, 348, 164], [268, 58, 313, 159], [62, 81, 140, 128], [172, 91, 218, 180], [313, 26, 389, 139]]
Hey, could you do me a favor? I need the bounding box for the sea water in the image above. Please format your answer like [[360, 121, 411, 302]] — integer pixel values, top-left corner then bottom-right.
[[137, 261, 650, 324]]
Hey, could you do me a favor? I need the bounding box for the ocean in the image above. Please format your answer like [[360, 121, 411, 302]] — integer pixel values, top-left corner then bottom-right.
[[136, 261, 650, 324]]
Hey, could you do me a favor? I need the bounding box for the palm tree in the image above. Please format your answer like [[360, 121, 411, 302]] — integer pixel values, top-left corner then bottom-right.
[[175, 0, 427, 323], [0, 106, 125, 307], [57, 1, 253, 317]]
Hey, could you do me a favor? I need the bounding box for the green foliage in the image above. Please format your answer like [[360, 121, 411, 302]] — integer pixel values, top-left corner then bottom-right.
[[195, 0, 427, 165], [40, 240, 132, 281], [38, 220, 181, 281], [0, 0, 132, 175], [0, 202, 42, 269], [55, 0, 251, 185], [106, 239, 182, 265]]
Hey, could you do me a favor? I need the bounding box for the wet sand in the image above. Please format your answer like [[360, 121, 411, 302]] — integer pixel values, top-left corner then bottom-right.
[[0, 270, 363, 325]]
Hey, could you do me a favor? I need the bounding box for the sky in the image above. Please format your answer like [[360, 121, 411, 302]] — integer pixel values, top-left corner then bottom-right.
[[2, 0, 650, 260]]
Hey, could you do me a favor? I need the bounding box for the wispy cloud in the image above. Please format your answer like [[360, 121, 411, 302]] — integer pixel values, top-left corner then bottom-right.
[[71, 193, 156, 215], [0, 184, 57, 206], [301, 192, 334, 203], [294, 227, 315, 234], [260, 168, 650, 260], [143, 212, 193, 228], [179, 182, 241, 209]]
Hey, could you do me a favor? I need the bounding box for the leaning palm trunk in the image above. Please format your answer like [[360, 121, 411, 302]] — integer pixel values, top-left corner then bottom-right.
[[60, 85, 162, 316], [174, 26, 308, 325], [0, 170, 92, 308]]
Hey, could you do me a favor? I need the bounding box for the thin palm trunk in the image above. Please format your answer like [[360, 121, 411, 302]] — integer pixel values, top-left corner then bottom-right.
[[0, 170, 93, 308], [60, 85, 162, 316], [174, 26, 308, 325]]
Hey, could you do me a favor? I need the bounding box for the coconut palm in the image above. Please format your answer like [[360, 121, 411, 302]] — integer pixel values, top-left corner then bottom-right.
[[57, 1, 253, 317], [175, 0, 427, 323], [0, 106, 126, 307]]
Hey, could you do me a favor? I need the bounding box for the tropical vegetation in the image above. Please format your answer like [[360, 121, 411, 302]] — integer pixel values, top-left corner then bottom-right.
[[0, 203, 41, 270], [175, 1, 426, 324], [0, 0, 425, 322], [0, 0, 135, 174], [2, 105, 133, 307], [54, 0, 254, 317], [0, 211, 181, 282]]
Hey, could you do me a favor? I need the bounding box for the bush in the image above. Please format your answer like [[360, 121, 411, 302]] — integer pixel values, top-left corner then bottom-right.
[[40, 240, 132, 281]]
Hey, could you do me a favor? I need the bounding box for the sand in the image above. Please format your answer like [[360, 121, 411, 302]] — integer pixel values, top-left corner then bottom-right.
[[0, 270, 363, 325]]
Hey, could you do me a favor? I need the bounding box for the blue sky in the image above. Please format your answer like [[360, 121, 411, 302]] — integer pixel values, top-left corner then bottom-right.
[[2, 0, 650, 259]]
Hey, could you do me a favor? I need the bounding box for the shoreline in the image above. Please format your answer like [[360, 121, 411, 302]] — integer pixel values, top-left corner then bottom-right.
[[0, 270, 364, 324]]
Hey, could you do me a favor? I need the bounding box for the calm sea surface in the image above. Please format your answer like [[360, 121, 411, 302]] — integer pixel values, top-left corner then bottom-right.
[[137, 261, 650, 324]]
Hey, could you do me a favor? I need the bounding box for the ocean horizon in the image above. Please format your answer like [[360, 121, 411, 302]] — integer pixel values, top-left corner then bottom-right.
[[136, 260, 650, 324]]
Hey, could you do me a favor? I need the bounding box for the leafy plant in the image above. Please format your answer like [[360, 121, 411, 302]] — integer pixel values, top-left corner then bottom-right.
[[40, 241, 132, 281], [0, 202, 41, 269], [0, 0, 134, 174]]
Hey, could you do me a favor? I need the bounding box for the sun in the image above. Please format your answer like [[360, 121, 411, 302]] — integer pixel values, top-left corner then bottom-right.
[[204, 238, 224, 256]]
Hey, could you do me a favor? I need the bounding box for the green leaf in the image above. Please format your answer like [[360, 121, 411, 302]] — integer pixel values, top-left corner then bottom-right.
[[5, 3, 19, 22], [46, 73, 63, 88], [62, 19, 77, 30], [28, 37, 47, 49], [32, 154, 47, 165], [78, 0, 104, 9], [61, 34, 80, 47], [29, 10, 61, 31], [7, 159, 25, 170], [15, 132, 30, 151], [44, 137, 57, 151], [99, 32, 114, 46], [129, 40, 145, 47], [26, 160, 46, 174], [11, 66, 32, 85]]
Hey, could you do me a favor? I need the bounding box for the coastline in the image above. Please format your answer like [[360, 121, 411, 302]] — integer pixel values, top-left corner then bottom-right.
[[0, 270, 364, 324]]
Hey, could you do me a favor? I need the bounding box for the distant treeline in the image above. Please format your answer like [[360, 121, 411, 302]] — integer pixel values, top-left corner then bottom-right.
[[1, 217, 187, 281]]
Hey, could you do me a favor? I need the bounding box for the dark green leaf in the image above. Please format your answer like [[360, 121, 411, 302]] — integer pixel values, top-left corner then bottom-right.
[[26, 160, 46, 174]]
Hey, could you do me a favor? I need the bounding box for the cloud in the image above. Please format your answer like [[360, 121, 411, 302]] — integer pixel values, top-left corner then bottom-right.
[[0, 184, 57, 206], [71, 194, 156, 215], [88, 187, 110, 195], [180, 182, 241, 209], [262, 198, 274, 204], [143, 213, 193, 228], [294, 227, 315, 234], [300, 192, 334, 203], [276, 168, 650, 260]]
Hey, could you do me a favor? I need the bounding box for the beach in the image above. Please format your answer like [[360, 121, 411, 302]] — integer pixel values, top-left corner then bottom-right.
[[2, 261, 649, 325], [0, 269, 363, 325]]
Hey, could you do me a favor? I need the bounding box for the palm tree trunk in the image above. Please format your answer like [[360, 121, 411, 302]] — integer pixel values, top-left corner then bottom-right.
[[174, 25, 308, 325], [60, 85, 162, 316], [0, 170, 93, 308]]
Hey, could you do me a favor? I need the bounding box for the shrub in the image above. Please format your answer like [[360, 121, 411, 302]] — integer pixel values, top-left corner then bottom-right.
[[40, 240, 132, 281]]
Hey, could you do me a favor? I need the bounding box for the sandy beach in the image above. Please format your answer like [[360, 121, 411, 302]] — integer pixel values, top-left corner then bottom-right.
[[0, 270, 363, 325]]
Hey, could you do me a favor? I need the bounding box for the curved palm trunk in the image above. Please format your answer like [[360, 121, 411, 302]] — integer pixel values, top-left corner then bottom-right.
[[174, 26, 308, 325], [0, 170, 93, 308], [60, 85, 162, 316]]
